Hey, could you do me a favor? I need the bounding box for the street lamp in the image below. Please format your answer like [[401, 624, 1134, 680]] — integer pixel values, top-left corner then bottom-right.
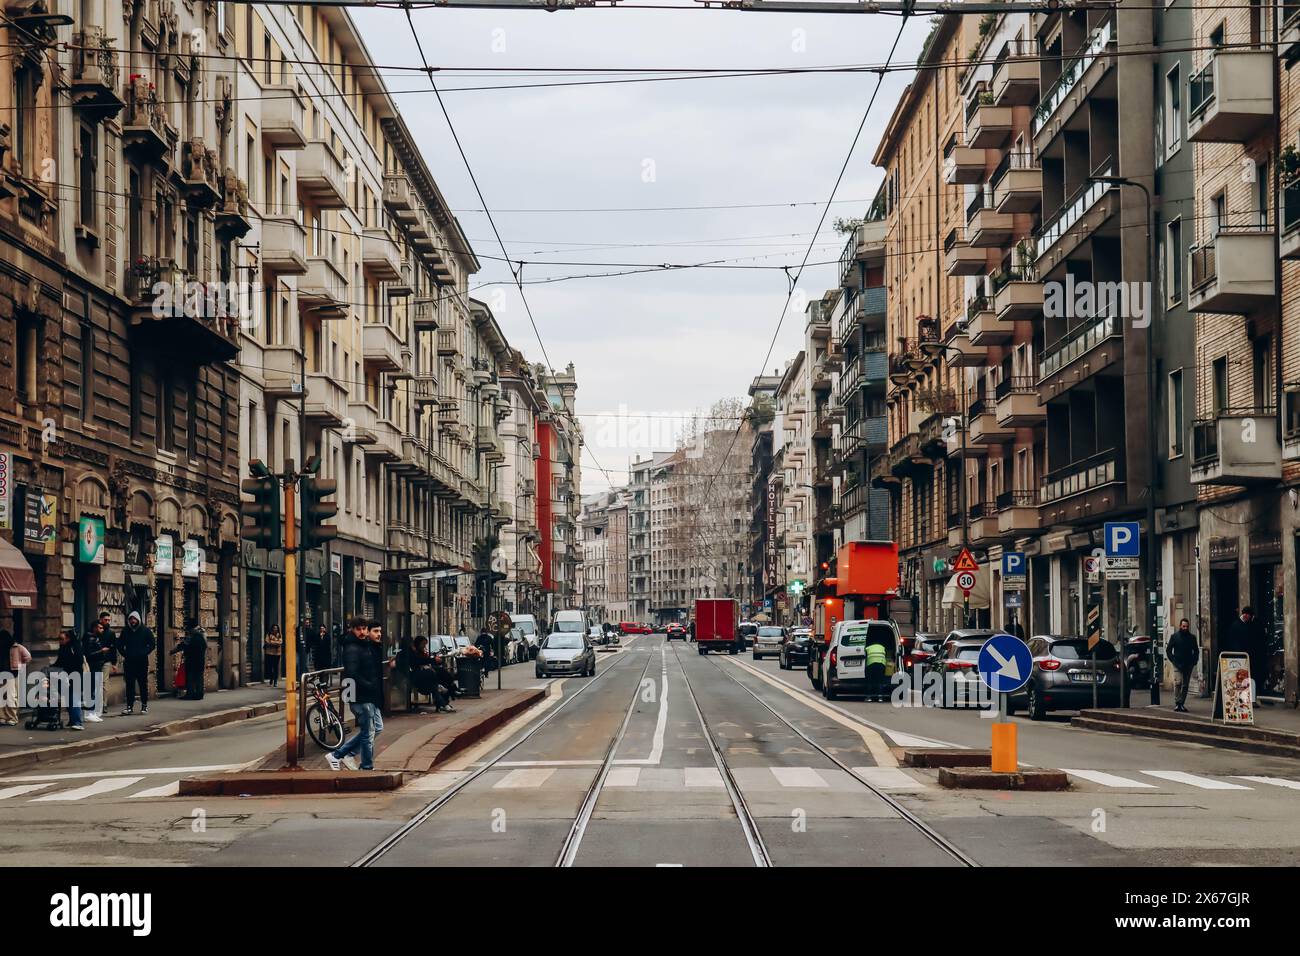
[[1088, 174, 1159, 707]]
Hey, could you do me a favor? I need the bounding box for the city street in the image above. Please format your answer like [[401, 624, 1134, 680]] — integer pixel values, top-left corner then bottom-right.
[[4, 634, 1298, 868]]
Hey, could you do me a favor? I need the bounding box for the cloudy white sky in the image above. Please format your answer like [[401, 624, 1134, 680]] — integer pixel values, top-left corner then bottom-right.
[[352, 3, 930, 492]]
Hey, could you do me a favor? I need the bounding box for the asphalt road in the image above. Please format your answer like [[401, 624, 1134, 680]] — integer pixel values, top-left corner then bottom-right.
[[3, 633, 1300, 866]]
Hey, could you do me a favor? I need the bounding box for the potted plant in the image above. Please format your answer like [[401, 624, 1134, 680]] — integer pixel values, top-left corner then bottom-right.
[[1281, 144, 1300, 188]]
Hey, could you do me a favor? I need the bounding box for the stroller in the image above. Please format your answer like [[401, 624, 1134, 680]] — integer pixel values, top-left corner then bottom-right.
[[24, 669, 66, 731]]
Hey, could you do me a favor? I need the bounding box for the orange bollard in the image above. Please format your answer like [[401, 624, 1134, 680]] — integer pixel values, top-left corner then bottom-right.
[[990, 722, 1017, 773]]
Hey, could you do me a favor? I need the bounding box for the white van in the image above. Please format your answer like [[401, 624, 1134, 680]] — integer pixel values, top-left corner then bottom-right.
[[511, 613, 540, 659], [550, 609, 587, 634]]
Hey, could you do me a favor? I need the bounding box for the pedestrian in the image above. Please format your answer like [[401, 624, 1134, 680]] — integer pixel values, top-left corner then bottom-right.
[[116, 610, 155, 715], [476, 629, 496, 673], [315, 624, 330, 671], [1224, 606, 1271, 705], [172, 627, 207, 700], [431, 651, 458, 713], [81, 619, 116, 722], [864, 637, 889, 702], [1167, 618, 1198, 713], [264, 624, 283, 688], [0, 630, 31, 726], [1010, 619, 1026, 641], [325, 617, 385, 772], [52, 629, 86, 731]]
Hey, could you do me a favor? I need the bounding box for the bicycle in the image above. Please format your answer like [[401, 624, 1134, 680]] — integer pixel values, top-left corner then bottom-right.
[[304, 677, 345, 750]]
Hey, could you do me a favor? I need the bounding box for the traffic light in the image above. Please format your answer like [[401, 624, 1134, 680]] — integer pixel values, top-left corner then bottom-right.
[[241, 460, 281, 549], [300, 455, 337, 549]]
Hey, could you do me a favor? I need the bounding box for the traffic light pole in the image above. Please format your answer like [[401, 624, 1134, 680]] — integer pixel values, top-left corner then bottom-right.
[[283, 462, 299, 770]]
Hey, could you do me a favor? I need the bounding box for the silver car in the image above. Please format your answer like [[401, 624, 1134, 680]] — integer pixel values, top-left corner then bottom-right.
[[752, 625, 787, 661], [535, 633, 596, 678]]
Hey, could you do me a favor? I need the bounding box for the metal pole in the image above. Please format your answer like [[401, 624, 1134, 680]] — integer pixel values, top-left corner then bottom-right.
[[1142, 183, 1160, 706], [283, 462, 299, 769]]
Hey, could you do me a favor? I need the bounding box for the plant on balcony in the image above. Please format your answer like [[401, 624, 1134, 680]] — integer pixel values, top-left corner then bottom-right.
[[914, 385, 958, 415], [833, 216, 863, 235], [978, 12, 997, 37], [1281, 145, 1300, 188], [978, 90, 994, 106], [1014, 239, 1035, 272]]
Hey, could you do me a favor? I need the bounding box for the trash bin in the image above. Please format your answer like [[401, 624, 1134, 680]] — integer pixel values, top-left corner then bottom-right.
[[458, 656, 483, 698]]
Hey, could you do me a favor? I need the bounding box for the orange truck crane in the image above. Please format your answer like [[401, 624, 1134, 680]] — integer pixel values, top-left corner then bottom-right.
[[808, 540, 902, 686]]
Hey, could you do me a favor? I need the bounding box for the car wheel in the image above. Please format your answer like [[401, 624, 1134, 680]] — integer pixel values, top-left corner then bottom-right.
[[1005, 694, 1017, 717], [1027, 684, 1045, 721], [824, 676, 837, 700]]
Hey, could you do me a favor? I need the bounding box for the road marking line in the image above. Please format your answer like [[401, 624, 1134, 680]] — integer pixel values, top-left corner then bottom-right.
[[30, 777, 144, 802], [404, 771, 471, 792], [0, 764, 244, 784], [605, 767, 641, 788], [1061, 769, 1159, 789], [683, 766, 724, 788], [1233, 775, 1300, 791], [443, 681, 565, 773], [725, 658, 898, 767], [1141, 771, 1252, 790], [0, 783, 54, 800], [127, 781, 180, 799], [493, 768, 556, 789], [851, 767, 930, 791], [493, 759, 603, 767], [770, 766, 828, 788]]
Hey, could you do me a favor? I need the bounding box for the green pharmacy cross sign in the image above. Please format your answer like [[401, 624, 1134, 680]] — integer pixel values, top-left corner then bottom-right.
[[787, 579, 806, 595]]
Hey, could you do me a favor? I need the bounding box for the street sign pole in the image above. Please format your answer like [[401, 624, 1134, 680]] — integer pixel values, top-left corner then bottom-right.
[[282, 462, 298, 770]]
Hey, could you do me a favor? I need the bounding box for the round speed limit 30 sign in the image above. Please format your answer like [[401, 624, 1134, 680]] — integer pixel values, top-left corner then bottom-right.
[[956, 571, 976, 592]]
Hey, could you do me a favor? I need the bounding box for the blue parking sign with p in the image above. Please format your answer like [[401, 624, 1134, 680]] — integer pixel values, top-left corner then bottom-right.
[[1002, 552, 1025, 576], [1104, 521, 1140, 558]]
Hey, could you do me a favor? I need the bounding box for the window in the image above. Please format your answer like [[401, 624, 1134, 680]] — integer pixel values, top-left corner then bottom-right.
[[1255, 160, 1269, 227], [1209, 193, 1226, 237], [15, 318, 38, 405], [78, 122, 98, 230], [1212, 356, 1229, 415], [1168, 369, 1184, 457], [159, 375, 175, 451], [1166, 218, 1183, 303], [15, 67, 37, 179], [187, 378, 200, 460], [130, 356, 142, 440], [1164, 65, 1181, 158], [80, 320, 95, 422], [1253, 336, 1274, 410]]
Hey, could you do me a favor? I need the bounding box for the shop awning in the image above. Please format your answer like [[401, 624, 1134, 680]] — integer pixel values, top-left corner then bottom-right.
[[0, 537, 38, 610], [941, 567, 991, 610]]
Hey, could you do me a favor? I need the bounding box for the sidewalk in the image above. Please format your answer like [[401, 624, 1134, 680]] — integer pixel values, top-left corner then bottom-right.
[[0, 684, 286, 773], [1072, 694, 1300, 758]]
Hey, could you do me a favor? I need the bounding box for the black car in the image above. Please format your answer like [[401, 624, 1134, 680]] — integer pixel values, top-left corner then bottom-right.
[[737, 622, 758, 650], [932, 635, 997, 708], [665, 624, 687, 641], [901, 631, 944, 676], [779, 628, 814, 669], [1007, 635, 1122, 719]]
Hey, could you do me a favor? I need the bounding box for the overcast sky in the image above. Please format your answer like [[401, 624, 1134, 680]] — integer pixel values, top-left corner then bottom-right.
[[353, 3, 929, 492]]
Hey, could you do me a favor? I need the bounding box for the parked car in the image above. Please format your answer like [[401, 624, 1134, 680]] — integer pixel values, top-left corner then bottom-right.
[[506, 627, 530, 663], [1008, 635, 1122, 719], [665, 623, 686, 641], [902, 632, 945, 676], [1124, 634, 1153, 690], [752, 625, 786, 661], [535, 632, 596, 678], [779, 628, 814, 670], [511, 614, 540, 659], [932, 634, 997, 708], [816, 619, 898, 700]]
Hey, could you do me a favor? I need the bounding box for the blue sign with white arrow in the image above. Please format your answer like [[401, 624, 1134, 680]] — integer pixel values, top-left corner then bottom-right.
[[1104, 521, 1140, 558], [978, 634, 1033, 694]]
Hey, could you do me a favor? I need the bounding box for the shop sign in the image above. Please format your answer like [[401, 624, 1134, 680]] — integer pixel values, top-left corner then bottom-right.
[[123, 526, 151, 573], [0, 452, 11, 530], [23, 488, 57, 556], [182, 539, 203, 578], [1216, 652, 1254, 725], [77, 516, 106, 565], [154, 534, 175, 574]]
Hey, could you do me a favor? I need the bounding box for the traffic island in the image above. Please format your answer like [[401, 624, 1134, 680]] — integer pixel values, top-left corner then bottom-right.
[[903, 748, 991, 768], [1071, 708, 1300, 759], [937, 767, 1071, 791], [178, 770, 405, 797]]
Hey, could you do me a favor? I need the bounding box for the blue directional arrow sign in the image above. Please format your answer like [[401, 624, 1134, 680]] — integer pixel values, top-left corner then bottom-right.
[[978, 634, 1033, 694]]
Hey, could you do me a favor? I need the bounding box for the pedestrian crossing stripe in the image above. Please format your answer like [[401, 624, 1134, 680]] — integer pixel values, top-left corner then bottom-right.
[[1139, 770, 1253, 790], [1061, 769, 1158, 789]]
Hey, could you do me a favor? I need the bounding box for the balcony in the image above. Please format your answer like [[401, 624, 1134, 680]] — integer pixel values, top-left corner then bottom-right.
[[438, 400, 461, 430], [888, 434, 931, 477], [943, 142, 988, 185], [259, 217, 308, 277], [967, 501, 1001, 545], [992, 268, 1042, 322], [122, 76, 172, 161], [1187, 226, 1276, 315], [989, 151, 1041, 214], [70, 28, 124, 121], [437, 328, 461, 356], [412, 375, 439, 407], [344, 402, 379, 445], [299, 257, 348, 319], [261, 85, 307, 149], [995, 376, 1044, 426], [1187, 50, 1274, 144], [966, 189, 1015, 248], [946, 420, 987, 459], [944, 229, 987, 276], [996, 490, 1041, 535], [1039, 448, 1122, 506], [178, 138, 221, 209], [991, 39, 1038, 107], [478, 426, 505, 463], [838, 218, 888, 290], [214, 171, 253, 241], [839, 414, 888, 455], [1032, 18, 1116, 141], [297, 141, 348, 209], [259, 346, 300, 398], [362, 228, 403, 281], [966, 294, 1010, 346], [968, 398, 1014, 445], [1038, 309, 1122, 389], [1285, 2, 1300, 61], [1190, 409, 1281, 486], [126, 257, 240, 362], [303, 372, 347, 425], [384, 173, 419, 222], [412, 297, 439, 330], [364, 416, 403, 461], [1034, 162, 1117, 268], [854, 286, 888, 333], [966, 100, 1014, 149], [363, 322, 405, 373]]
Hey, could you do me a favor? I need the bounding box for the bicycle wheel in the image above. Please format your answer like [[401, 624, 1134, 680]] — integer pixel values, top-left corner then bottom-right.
[[306, 702, 344, 750]]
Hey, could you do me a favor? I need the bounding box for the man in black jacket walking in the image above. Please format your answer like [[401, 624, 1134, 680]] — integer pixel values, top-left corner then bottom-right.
[[116, 611, 156, 715], [1167, 618, 1199, 713], [326, 618, 385, 771], [172, 627, 208, 700]]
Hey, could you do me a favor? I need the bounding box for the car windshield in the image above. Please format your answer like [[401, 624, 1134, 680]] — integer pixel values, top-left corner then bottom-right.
[[554, 620, 585, 633], [1050, 640, 1117, 660], [545, 635, 584, 649], [514, 621, 536, 635], [758, 627, 783, 637], [454, 637, 469, 647], [739, 624, 758, 635], [792, 634, 811, 643], [918, 639, 944, 653]]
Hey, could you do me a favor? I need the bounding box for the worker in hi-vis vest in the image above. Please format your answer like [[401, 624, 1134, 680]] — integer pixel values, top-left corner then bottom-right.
[[865, 641, 890, 702]]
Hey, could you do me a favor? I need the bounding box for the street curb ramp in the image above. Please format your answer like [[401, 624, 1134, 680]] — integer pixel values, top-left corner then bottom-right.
[[1071, 709, 1300, 759]]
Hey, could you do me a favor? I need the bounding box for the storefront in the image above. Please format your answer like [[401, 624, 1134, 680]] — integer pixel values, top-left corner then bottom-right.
[[241, 540, 284, 683]]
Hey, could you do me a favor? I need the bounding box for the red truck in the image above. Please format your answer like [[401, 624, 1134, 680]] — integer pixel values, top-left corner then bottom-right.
[[694, 598, 740, 655]]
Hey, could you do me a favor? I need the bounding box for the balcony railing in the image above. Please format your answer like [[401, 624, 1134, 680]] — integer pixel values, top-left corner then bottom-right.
[[1035, 158, 1114, 260], [1033, 18, 1115, 135], [994, 375, 1036, 401], [996, 489, 1038, 510], [966, 186, 988, 225], [1040, 448, 1122, 504], [989, 150, 1037, 202], [1039, 309, 1120, 380]]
